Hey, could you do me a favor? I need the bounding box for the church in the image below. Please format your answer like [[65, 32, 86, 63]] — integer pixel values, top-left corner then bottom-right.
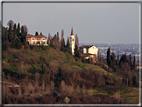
[[70, 28, 98, 59]]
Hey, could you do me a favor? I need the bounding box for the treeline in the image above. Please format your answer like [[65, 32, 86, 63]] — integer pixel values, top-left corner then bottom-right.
[[2, 20, 81, 57], [2, 20, 28, 50], [46, 29, 81, 57], [106, 47, 136, 71]]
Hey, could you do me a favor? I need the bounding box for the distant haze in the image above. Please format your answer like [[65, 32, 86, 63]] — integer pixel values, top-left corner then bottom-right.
[[2, 2, 140, 44]]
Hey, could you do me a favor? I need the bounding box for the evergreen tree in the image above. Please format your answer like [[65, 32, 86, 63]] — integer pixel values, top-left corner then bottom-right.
[[23, 25, 28, 33], [17, 23, 20, 38], [61, 29, 65, 51], [35, 31, 39, 36], [116, 54, 119, 67], [40, 32, 42, 35], [21, 26, 26, 45], [5, 30, 8, 41], [14, 23, 16, 31], [74, 44, 81, 58], [133, 55, 136, 71], [9, 31, 13, 42], [13, 23, 17, 40], [111, 52, 116, 68], [66, 37, 70, 53], [129, 54, 132, 66], [107, 47, 111, 66]]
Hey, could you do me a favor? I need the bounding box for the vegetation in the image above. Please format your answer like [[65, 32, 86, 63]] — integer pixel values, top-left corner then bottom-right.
[[1, 20, 139, 104]]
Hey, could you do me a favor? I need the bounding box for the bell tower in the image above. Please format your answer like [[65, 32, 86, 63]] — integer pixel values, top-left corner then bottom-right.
[[70, 27, 75, 55]]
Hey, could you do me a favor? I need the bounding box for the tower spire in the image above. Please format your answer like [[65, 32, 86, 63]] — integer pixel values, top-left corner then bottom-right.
[[71, 27, 74, 35]]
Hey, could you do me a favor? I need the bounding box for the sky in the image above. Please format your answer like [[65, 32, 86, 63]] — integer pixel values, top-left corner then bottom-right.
[[1, 0, 140, 44]]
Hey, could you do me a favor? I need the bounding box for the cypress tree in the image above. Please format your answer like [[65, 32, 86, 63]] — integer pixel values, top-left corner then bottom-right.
[[13, 23, 17, 40], [66, 37, 70, 53], [129, 54, 132, 66], [40, 32, 42, 35], [133, 55, 136, 71], [111, 52, 116, 68], [35, 31, 39, 36], [61, 29, 65, 51], [116, 54, 119, 67], [107, 47, 111, 66], [74, 44, 81, 58], [5, 30, 8, 41], [17, 23, 20, 38]]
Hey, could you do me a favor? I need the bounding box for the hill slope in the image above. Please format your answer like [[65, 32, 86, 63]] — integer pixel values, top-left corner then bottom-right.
[[2, 46, 139, 104]]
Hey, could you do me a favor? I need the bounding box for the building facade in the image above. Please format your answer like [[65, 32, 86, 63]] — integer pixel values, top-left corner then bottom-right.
[[69, 28, 98, 59], [26, 35, 48, 46]]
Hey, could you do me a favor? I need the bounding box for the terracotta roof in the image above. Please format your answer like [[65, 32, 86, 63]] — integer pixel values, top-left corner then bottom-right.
[[26, 35, 47, 38], [79, 45, 93, 48], [36, 35, 47, 38], [71, 27, 74, 35], [80, 45, 98, 49], [26, 35, 34, 38]]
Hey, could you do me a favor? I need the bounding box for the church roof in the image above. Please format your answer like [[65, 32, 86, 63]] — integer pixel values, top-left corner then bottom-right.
[[71, 27, 74, 35]]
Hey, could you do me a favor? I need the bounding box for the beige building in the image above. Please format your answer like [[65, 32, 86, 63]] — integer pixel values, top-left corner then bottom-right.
[[26, 35, 48, 46], [69, 27, 98, 60], [79, 45, 98, 59]]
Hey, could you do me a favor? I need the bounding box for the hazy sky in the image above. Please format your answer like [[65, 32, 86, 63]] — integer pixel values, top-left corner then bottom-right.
[[2, 1, 140, 44]]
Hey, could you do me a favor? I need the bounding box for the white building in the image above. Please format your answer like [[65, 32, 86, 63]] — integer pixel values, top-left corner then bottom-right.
[[26, 35, 48, 46], [79, 45, 98, 59], [69, 28, 98, 59]]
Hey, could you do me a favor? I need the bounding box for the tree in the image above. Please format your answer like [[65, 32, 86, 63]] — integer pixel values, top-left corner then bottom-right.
[[5, 30, 8, 41], [51, 32, 61, 50], [35, 31, 39, 36], [21, 26, 26, 45], [111, 52, 116, 68], [116, 54, 119, 67], [61, 29, 65, 51], [23, 25, 28, 33], [17, 23, 20, 38], [56, 32, 61, 50], [74, 44, 81, 58], [129, 54, 132, 66], [8, 24, 13, 42], [7, 20, 14, 27], [107, 47, 111, 66], [11, 38, 21, 49], [75, 34, 79, 50], [47, 33, 51, 45], [40, 32, 42, 35], [133, 55, 136, 71], [13, 23, 17, 40], [66, 37, 70, 53]]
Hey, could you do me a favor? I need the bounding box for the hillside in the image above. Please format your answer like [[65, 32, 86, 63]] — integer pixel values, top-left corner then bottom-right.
[[2, 46, 139, 104]]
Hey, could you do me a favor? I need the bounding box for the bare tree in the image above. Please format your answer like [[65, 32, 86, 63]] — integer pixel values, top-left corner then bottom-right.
[[47, 33, 51, 45], [75, 34, 79, 50], [7, 20, 14, 27], [51, 32, 61, 50]]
